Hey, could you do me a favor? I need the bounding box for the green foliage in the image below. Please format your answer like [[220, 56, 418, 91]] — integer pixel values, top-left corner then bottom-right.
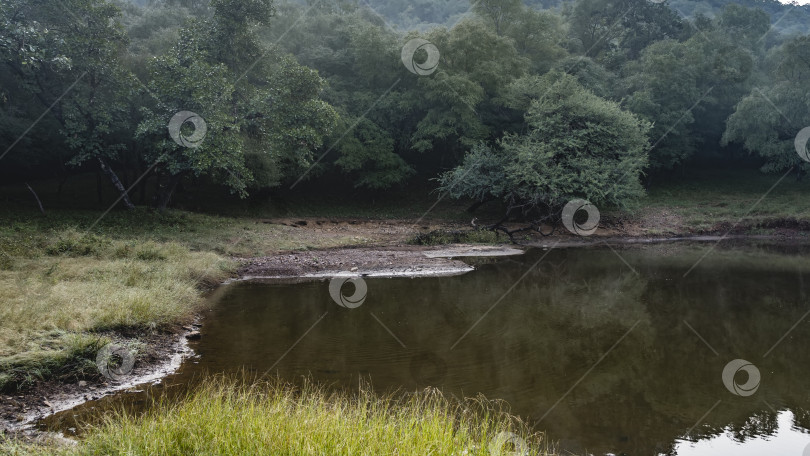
[[440, 73, 650, 214], [566, 0, 683, 65], [3, 0, 810, 205], [722, 36, 810, 174], [265, 3, 535, 189], [334, 117, 414, 189], [506, 9, 568, 74], [137, 39, 248, 193], [622, 5, 764, 170], [135, 0, 338, 198], [410, 228, 505, 245], [2, 0, 135, 170], [471, 0, 523, 35], [623, 38, 706, 169]]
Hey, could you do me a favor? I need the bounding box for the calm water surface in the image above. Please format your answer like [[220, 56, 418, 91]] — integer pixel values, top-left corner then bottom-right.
[[44, 242, 810, 455]]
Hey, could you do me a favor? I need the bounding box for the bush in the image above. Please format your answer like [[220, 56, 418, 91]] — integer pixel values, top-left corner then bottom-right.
[[439, 72, 651, 221], [410, 229, 505, 245]]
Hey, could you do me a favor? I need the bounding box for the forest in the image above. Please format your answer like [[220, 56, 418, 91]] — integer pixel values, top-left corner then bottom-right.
[[2, 0, 810, 218]]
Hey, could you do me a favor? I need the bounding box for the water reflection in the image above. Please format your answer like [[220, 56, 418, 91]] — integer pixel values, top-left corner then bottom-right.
[[44, 242, 810, 455], [674, 410, 810, 455]]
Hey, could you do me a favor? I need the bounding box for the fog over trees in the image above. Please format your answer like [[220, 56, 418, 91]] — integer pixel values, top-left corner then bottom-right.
[[2, 0, 810, 212]]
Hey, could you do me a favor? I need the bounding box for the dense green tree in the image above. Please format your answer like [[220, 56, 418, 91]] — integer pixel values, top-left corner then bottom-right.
[[552, 56, 617, 100], [136, 0, 338, 204], [264, 6, 415, 189], [439, 73, 650, 235], [717, 3, 771, 46], [2, 0, 138, 207], [622, 38, 706, 170], [0, 0, 69, 176], [503, 7, 568, 75], [4, 0, 810, 205], [264, 3, 532, 189], [413, 20, 529, 154], [722, 36, 810, 175], [471, 0, 522, 36], [566, 0, 683, 66], [135, 39, 244, 207], [621, 5, 763, 171]]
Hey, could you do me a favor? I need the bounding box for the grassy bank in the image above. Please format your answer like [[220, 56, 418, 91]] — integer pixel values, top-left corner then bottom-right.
[[0, 226, 233, 391], [0, 202, 433, 393], [639, 169, 810, 233], [3, 377, 550, 455]]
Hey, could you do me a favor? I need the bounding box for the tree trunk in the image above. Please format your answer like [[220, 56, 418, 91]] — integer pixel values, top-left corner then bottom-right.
[[96, 171, 103, 204], [97, 157, 135, 209], [156, 173, 183, 210], [25, 183, 46, 215]]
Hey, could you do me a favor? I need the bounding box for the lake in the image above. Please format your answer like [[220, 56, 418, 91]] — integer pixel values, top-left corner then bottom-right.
[[43, 241, 810, 455]]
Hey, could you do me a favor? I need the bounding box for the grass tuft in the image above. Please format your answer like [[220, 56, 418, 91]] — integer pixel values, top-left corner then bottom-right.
[[74, 375, 551, 456]]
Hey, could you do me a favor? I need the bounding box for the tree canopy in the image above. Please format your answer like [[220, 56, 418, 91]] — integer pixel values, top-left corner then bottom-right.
[[438, 73, 650, 236], [2, 0, 810, 215]]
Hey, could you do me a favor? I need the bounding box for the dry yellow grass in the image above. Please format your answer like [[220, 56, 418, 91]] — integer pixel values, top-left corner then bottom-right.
[[0, 229, 234, 390]]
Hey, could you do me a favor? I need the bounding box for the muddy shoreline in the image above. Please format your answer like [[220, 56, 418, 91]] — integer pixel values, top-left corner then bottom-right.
[[3, 229, 810, 440], [237, 244, 525, 279], [0, 326, 197, 437]]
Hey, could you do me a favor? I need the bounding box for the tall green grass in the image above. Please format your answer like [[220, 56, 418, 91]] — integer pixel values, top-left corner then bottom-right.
[[0, 229, 234, 391], [75, 376, 551, 456]]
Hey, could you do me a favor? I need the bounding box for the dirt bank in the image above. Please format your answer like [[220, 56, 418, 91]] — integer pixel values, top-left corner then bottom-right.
[[0, 327, 197, 437], [238, 244, 524, 279]]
